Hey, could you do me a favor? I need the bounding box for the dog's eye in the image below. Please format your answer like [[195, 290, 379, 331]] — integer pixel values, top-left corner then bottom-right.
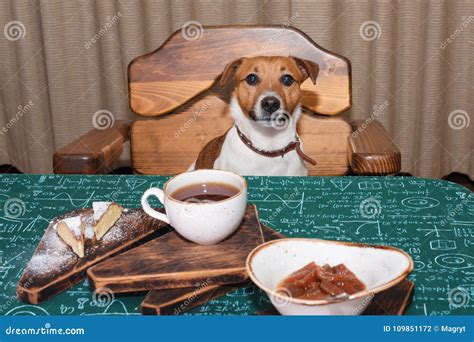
[[281, 74, 294, 86], [245, 74, 259, 86]]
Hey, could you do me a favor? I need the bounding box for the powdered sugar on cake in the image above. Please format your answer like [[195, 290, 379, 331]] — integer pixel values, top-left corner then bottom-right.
[[27, 218, 77, 275], [93, 202, 112, 221], [101, 210, 140, 243], [82, 213, 95, 240], [27, 251, 72, 276], [84, 225, 95, 240], [19, 208, 164, 296], [59, 216, 82, 238]]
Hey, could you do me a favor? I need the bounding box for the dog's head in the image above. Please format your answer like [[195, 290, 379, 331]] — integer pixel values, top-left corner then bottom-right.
[[220, 56, 319, 128]]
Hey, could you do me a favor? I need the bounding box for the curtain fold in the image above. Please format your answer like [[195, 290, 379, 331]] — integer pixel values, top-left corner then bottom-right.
[[0, 0, 472, 177]]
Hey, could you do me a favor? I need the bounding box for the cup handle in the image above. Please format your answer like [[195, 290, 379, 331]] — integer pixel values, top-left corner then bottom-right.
[[141, 188, 170, 224]]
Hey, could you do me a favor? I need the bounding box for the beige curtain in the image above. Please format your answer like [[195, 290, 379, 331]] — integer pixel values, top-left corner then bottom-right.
[[0, 0, 472, 177]]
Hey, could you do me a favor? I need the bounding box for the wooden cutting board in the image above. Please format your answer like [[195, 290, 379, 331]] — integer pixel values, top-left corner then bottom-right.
[[141, 224, 285, 315], [17, 208, 168, 304], [88, 205, 265, 293], [362, 279, 414, 315], [141, 283, 245, 315], [140, 224, 414, 316]]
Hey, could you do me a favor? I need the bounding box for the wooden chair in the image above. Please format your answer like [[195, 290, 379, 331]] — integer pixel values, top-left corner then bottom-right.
[[53, 26, 400, 176]]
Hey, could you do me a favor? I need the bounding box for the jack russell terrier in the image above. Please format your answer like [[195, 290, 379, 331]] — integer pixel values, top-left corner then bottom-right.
[[190, 56, 319, 176]]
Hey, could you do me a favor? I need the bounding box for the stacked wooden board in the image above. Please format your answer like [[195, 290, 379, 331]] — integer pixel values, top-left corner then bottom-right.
[[17, 205, 414, 315]]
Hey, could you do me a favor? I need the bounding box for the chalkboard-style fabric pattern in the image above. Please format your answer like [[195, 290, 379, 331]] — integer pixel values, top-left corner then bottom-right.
[[0, 175, 472, 316]]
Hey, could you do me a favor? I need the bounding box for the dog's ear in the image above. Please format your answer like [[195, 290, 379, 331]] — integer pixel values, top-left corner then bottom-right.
[[292, 57, 319, 85], [220, 58, 243, 86]]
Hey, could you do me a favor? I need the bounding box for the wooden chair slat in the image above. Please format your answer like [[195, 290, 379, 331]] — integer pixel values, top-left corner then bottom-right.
[[131, 96, 351, 176], [129, 26, 351, 117]]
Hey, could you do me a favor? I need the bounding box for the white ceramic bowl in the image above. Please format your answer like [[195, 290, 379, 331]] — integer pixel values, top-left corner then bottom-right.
[[246, 238, 413, 315]]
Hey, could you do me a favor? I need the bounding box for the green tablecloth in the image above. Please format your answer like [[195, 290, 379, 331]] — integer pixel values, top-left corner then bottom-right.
[[0, 174, 472, 316]]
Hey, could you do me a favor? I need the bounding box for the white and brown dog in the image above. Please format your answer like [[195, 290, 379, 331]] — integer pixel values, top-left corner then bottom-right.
[[190, 56, 319, 176]]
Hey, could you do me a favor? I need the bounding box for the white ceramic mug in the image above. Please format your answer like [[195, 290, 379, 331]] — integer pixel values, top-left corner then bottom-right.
[[141, 169, 247, 245]]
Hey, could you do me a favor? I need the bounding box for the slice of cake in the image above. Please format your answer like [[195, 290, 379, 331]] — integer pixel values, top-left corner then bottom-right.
[[93, 202, 123, 239], [56, 216, 84, 258]]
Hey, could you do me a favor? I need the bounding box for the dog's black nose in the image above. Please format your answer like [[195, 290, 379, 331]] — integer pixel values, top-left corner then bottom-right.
[[261, 96, 281, 114]]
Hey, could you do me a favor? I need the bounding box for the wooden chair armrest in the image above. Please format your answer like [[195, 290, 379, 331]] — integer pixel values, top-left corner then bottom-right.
[[53, 121, 130, 174], [348, 120, 401, 175]]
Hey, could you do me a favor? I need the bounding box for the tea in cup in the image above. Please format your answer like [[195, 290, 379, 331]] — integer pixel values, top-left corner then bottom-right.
[[141, 169, 247, 245]]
